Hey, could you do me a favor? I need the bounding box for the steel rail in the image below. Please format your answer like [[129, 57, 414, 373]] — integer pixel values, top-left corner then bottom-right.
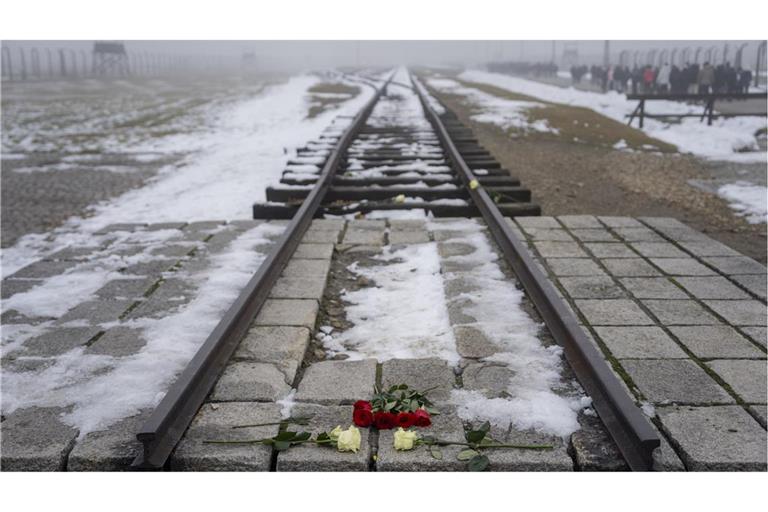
[[131, 76, 391, 470], [412, 74, 661, 471]]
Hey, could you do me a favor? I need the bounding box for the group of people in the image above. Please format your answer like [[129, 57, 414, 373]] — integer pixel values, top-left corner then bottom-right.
[[572, 62, 753, 95]]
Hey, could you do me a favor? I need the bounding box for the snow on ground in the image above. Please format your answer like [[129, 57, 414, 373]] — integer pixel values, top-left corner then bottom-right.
[[323, 243, 459, 363], [1, 222, 284, 436], [459, 70, 766, 163], [430, 219, 585, 438], [1, 73, 375, 276], [717, 181, 768, 223], [427, 77, 556, 134]]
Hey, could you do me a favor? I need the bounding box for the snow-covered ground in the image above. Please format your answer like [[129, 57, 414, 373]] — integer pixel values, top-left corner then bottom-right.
[[2, 73, 376, 276], [717, 181, 768, 224], [460, 69, 766, 164]]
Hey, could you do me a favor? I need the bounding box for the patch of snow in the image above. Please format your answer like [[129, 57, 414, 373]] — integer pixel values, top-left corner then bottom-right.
[[717, 181, 768, 224]]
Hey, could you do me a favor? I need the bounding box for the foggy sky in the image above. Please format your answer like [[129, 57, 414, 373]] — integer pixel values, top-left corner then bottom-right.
[[2, 40, 764, 72]]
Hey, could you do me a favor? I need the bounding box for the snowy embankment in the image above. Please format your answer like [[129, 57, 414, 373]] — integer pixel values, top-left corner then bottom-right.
[[717, 182, 768, 224], [2, 74, 376, 275], [460, 69, 766, 164]]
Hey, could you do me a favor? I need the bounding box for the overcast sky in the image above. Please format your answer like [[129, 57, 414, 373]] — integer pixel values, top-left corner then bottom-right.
[[3, 40, 764, 71]]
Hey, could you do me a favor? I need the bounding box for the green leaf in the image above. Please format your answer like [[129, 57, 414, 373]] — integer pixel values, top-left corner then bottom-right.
[[274, 441, 292, 451], [420, 435, 436, 444], [478, 421, 491, 434], [457, 449, 479, 461], [429, 446, 443, 460], [468, 454, 490, 472], [275, 431, 297, 442], [294, 432, 311, 442], [466, 430, 486, 443]]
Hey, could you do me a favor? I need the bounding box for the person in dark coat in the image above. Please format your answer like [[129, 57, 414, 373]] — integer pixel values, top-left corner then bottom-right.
[[739, 68, 753, 93], [669, 65, 682, 94]]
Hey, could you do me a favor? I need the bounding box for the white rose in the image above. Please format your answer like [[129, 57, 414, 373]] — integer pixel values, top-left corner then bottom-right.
[[393, 427, 418, 451], [337, 425, 361, 453]]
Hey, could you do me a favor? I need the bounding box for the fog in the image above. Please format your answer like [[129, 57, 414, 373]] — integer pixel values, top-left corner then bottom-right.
[[2, 40, 764, 73]]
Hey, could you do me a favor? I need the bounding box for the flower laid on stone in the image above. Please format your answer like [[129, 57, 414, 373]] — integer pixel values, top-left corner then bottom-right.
[[352, 383, 437, 430], [391, 422, 554, 471], [205, 420, 361, 454]]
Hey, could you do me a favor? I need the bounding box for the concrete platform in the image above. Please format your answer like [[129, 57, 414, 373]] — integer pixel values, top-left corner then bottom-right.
[[2, 216, 765, 471]]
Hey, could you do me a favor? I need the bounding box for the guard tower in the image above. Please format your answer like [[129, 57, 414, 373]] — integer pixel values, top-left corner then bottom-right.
[[92, 41, 129, 76], [561, 43, 579, 67]]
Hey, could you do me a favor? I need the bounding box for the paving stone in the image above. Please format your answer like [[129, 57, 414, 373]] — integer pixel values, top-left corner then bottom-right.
[[95, 222, 147, 234], [584, 243, 637, 258], [1, 278, 42, 299], [282, 259, 331, 278], [462, 362, 515, 397], [622, 359, 733, 404], [210, 361, 291, 401], [343, 229, 385, 246], [638, 217, 691, 230], [598, 216, 643, 228], [486, 425, 573, 471], [443, 274, 482, 300], [381, 358, 456, 402], [679, 240, 741, 257], [703, 300, 767, 327], [619, 277, 687, 299], [657, 405, 767, 470], [453, 325, 498, 359], [642, 300, 720, 325], [170, 402, 280, 471], [749, 405, 767, 427], [575, 300, 654, 326], [0, 309, 54, 325], [254, 299, 319, 329], [67, 413, 147, 471], [389, 219, 426, 231], [447, 297, 479, 324], [557, 215, 601, 228], [46, 246, 103, 261], [22, 326, 101, 356], [85, 326, 146, 357], [94, 277, 156, 300], [594, 326, 687, 359], [311, 219, 345, 231], [515, 216, 561, 230], [741, 327, 767, 348], [10, 259, 79, 279], [703, 256, 766, 275], [234, 326, 310, 384], [184, 220, 226, 231], [650, 427, 687, 472], [119, 259, 177, 277], [276, 404, 371, 471], [668, 325, 764, 359], [146, 221, 187, 231], [707, 360, 767, 403], [295, 359, 377, 405], [612, 227, 665, 242], [388, 230, 430, 244], [730, 274, 767, 300], [150, 244, 196, 258], [270, 276, 327, 301], [437, 241, 476, 258], [569, 414, 628, 471], [293, 243, 334, 260], [674, 276, 750, 300], [301, 229, 340, 244], [377, 411, 466, 471], [630, 242, 688, 259], [568, 229, 616, 242], [545, 258, 606, 277], [533, 241, 587, 258], [521, 228, 574, 241], [602, 258, 660, 277], [56, 299, 133, 325], [347, 220, 385, 230], [0, 407, 79, 471], [126, 279, 196, 319], [559, 276, 625, 299], [649, 258, 717, 276]]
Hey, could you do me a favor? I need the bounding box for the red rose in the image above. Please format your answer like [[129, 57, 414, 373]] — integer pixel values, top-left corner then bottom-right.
[[353, 408, 374, 427], [413, 409, 431, 427], [354, 400, 372, 411], [396, 411, 415, 428], [373, 411, 397, 430]]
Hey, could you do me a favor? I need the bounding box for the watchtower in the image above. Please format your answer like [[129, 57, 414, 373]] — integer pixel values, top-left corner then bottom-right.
[[92, 41, 129, 76], [561, 43, 579, 67]]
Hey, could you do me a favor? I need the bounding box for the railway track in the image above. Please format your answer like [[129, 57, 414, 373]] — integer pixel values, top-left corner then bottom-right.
[[131, 69, 660, 471]]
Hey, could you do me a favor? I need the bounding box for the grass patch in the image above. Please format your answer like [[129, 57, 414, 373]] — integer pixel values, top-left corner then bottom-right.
[[440, 76, 677, 153]]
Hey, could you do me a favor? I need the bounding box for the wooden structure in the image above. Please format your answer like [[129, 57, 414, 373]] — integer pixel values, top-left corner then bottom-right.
[[626, 92, 768, 127]]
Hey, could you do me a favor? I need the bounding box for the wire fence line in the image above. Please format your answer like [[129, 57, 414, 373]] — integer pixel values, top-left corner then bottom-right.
[[1, 46, 242, 81]]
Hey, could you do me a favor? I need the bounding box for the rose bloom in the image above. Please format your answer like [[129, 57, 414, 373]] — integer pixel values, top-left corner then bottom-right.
[[337, 425, 362, 453], [373, 411, 397, 430], [393, 428, 418, 451], [395, 411, 415, 428], [413, 409, 431, 427], [329, 425, 343, 442], [353, 408, 374, 427], [353, 400, 372, 411]]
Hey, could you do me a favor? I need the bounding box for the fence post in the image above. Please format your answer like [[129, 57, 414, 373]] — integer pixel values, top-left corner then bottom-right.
[[639, 99, 645, 129], [58, 48, 67, 77], [19, 48, 27, 80], [1, 46, 12, 80]]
